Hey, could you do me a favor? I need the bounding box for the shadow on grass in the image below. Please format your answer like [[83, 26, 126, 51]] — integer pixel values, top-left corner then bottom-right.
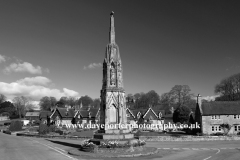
[[46, 139, 82, 149]]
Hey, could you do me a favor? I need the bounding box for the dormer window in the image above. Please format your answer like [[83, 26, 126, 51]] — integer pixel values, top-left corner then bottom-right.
[[137, 112, 141, 118], [234, 115, 240, 119], [126, 113, 130, 117], [159, 112, 162, 118], [65, 112, 68, 116]]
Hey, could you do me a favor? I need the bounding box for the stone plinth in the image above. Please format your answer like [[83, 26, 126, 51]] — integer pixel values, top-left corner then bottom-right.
[[90, 129, 135, 145]]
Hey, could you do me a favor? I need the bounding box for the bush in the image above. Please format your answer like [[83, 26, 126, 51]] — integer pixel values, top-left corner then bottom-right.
[[9, 120, 23, 132], [210, 132, 224, 136], [3, 130, 11, 135], [33, 119, 40, 125], [4, 122, 11, 126], [55, 129, 64, 135], [39, 124, 56, 135]]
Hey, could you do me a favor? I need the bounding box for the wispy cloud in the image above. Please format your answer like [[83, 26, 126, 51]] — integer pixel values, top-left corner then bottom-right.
[[202, 95, 219, 101], [0, 54, 6, 63], [16, 76, 52, 86], [4, 62, 43, 74], [83, 63, 102, 70]]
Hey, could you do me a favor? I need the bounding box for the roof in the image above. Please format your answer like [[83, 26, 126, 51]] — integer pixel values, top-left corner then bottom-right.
[[25, 112, 39, 117], [201, 101, 240, 115], [78, 108, 99, 118], [39, 111, 52, 119], [152, 108, 165, 117], [54, 108, 75, 118], [128, 107, 164, 119], [130, 108, 148, 118], [164, 113, 173, 118]]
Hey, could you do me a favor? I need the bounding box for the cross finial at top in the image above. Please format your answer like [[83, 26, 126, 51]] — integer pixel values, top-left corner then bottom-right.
[[110, 11, 114, 16]]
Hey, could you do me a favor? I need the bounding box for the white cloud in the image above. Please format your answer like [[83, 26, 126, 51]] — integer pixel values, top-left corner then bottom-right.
[[0, 54, 6, 63], [63, 88, 79, 97], [83, 63, 102, 70], [16, 76, 52, 86], [4, 62, 42, 74], [202, 95, 219, 101], [0, 76, 80, 101]]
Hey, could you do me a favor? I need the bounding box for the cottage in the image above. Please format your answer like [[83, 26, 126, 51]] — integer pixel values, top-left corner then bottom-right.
[[78, 108, 99, 125], [39, 111, 52, 124], [195, 95, 240, 135], [25, 112, 40, 121], [126, 107, 165, 130], [50, 108, 75, 125]]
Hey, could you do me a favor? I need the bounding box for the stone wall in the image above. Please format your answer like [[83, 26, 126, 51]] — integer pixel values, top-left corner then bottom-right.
[[202, 115, 240, 134], [138, 135, 240, 141]]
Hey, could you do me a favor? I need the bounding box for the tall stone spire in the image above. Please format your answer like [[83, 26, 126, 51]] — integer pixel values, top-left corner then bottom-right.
[[91, 12, 134, 145], [99, 12, 127, 130], [110, 11, 115, 44]]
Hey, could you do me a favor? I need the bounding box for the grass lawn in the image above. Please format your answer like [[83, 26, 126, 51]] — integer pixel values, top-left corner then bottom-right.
[[69, 129, 95, 138], [135, 131, 188, 137]]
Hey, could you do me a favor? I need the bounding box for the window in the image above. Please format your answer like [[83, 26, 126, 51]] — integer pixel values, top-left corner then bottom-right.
[[137, 112, 141, 118], [159, 112, 162, 118], [211, 115, 220, 120], [234, 115, 240, 119], [126, 114, 130, 117], [234, 125, 240, 131], [211, 125, 221, 132]]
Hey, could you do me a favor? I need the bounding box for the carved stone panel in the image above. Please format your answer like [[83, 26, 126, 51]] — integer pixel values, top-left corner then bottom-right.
[[109, 105, 117, 123]]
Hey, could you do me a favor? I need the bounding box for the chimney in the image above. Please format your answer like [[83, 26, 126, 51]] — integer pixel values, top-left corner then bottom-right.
[[197, 94, 202, 107], [65, 107, 69, 116]]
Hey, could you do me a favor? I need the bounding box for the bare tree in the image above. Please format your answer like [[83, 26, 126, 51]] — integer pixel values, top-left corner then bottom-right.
[[68, 96, 76, 108], [215, 73, 240, 101], [169, 85, 194, 106], [12, 96, 27, 118], [0, 94, 7, 104]]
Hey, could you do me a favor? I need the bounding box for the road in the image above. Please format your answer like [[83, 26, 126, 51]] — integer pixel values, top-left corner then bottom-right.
[[1, 132, 240, 160], [146, 141, 240, 160], [0, 132, 76, 160]]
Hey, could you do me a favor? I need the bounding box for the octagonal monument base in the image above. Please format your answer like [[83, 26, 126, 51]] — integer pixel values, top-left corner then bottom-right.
[[89, 129, 135, 145]]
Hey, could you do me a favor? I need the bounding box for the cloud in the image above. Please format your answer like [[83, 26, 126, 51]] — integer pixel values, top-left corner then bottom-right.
[[16, 76, 52, 86], [4, 62, 43, 74], [83, 63, 102, 70], [0, 54, 6, 63], [202, 95, 219, 101], [0, 76, 80, 101], [63, 88, 79, 97]]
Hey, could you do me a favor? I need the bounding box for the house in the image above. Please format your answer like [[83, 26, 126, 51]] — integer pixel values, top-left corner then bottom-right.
[[78, 108, 99, 125], [50, 108, 76, 125], [126, 107, 165, 130], [195, 95, 240, 135], [0, 113, 10, 121], [50, 107, 100, 126], [39, 111, 52, 124], [25, 112, 40, 121]]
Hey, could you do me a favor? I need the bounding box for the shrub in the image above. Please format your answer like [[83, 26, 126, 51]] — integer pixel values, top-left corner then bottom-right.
[[9, 120, 23, 132], [4, 122, 11, 126], [55, 129, 64, 135], [39, 124, 56, 135], [210, 132, 224, 136], [220, 123, 232, 135], [33, 119, 40, 125], [3, 130, 11, 135]]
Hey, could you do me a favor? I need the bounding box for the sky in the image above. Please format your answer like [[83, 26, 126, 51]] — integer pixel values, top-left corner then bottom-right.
[[0, 0, 240, 103]]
